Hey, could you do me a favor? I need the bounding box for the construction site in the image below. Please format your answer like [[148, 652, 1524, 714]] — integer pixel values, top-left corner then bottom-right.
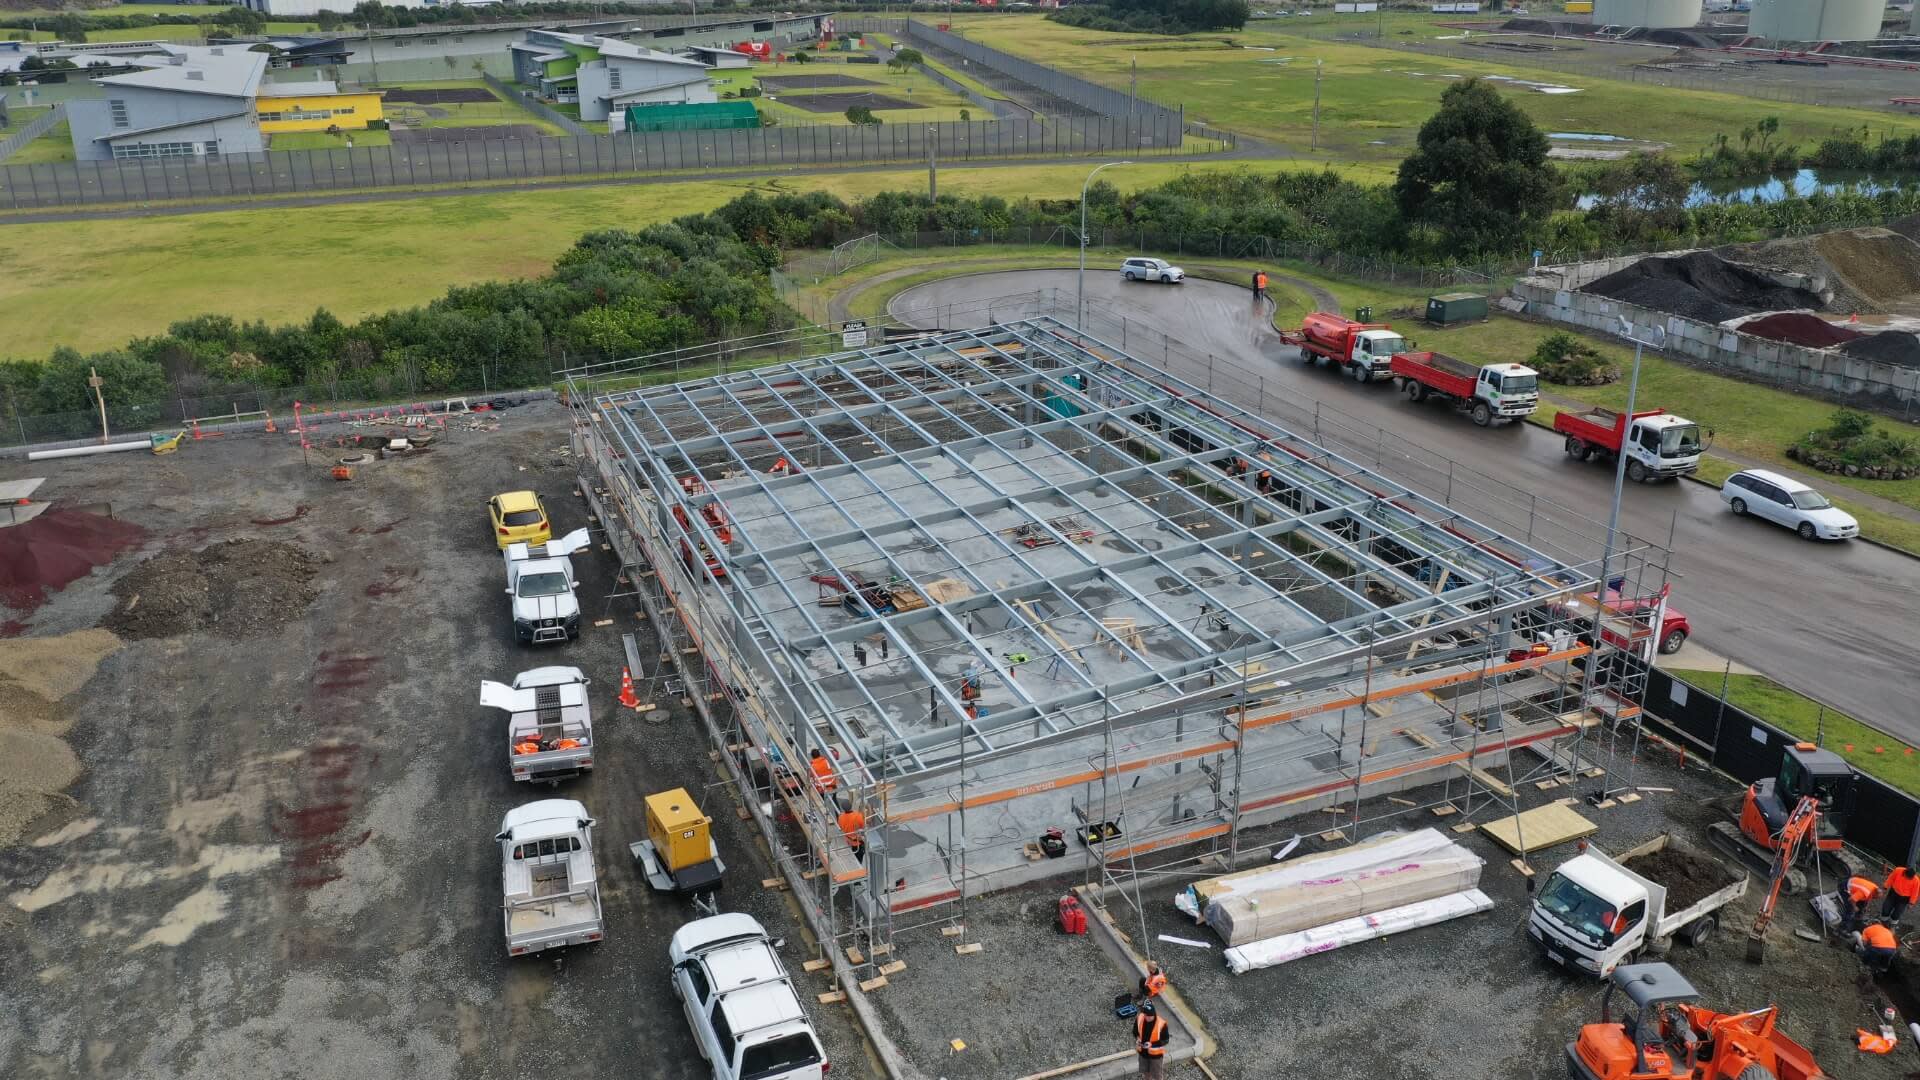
[[567, 316, 1670, 975]]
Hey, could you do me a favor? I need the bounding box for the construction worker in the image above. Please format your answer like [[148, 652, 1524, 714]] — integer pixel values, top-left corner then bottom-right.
[[1856, 918, 1900, 975], [1843, 874, 1882, 931], [1138, 960, 1168, 1002], [837, 799, 867, 862], [1884, 865, 1920, 923], [1133, 1001, 1170, 1078], [809, 748, 837, 793], [1256, 469, 1273, 495], [1254, 270, 1269, 300]]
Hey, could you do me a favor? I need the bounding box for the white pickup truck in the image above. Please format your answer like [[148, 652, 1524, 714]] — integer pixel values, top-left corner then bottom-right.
[[504, 528, 591, 646], [481, 666, 594, 784], [499, 799, 605, 957], [1528, 833, 1746, 978], [671, 913, 829, 1080]]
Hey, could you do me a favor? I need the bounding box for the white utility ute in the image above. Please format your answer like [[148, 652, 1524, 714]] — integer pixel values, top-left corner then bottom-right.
[[670, 913, 828, 1080], [481, 666, 594, 784], [504, 527, 590, 645], [499, 798, 605, 956], [1528, 832, 1746, 977]]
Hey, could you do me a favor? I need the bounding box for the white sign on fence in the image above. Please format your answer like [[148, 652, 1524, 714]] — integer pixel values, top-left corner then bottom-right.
[[1670, 681, 1688, 707], [841, 320, 870, 349], [1334, 3, 1380, 11], [1430, 2, 1482, 10]]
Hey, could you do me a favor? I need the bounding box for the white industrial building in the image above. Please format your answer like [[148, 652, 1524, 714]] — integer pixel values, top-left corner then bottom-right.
[[238, 0, 425, 15], [1750, 0, 1886, 41], [1591, 0, 1703, 28]]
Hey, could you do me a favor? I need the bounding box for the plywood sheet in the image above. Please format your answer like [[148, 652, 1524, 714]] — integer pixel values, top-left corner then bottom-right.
[[1479, 802, 1597, 855]]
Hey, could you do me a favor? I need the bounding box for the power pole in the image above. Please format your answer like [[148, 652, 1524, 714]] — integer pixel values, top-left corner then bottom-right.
[[88, 366, 108, 444], [1128, 55, 1137, 142], [365, 23, 379, 85], [1311, 59, 1323, 151], [927, 125, 936, 202]]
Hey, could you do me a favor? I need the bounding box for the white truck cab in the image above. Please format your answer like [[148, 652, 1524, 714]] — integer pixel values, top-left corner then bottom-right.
[[670, 913, 828, 1080], [499, 798, 605, 956], [1527, 836, 1744, 978], [1627, 413, 1705, 478], [481, 666, 594, 784], [504, 528, 591, 646], [1476, 363, 1539, 415]]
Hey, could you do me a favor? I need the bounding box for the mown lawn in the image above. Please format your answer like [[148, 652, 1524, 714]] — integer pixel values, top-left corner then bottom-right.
[[268, 129, 392, 150], [939, 13, 1920, 163], [381, 80, 569, 137], [6, 120, 73, 163], [1669, 669, 1920, 797], [0, 160, 1221, 359]]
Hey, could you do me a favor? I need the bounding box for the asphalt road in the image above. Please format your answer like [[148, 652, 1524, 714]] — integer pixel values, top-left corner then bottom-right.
[[891, 269, 1920, 743]]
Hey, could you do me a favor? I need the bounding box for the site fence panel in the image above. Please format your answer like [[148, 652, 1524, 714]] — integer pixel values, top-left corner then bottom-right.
[[0, 102, 64, 165], [1642, 667, 1918, 867]]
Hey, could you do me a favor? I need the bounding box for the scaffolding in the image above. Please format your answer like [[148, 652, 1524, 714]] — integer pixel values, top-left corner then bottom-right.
[[566, 315, 1670, 986]]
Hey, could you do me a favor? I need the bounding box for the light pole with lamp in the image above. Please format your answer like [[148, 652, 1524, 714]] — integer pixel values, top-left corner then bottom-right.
[[1077, 160, 1131, 333], [1585, 314, 1663, 797]]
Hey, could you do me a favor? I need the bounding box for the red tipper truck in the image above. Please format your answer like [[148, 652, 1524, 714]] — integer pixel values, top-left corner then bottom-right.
[[1388, 351, 1539, 427], [1553, 407, 1706, 482], [1280, 312, 1406, 384]]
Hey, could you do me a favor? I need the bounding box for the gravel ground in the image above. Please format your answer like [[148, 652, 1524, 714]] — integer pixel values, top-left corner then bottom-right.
[[1129, 751, 1911, 1080], [0, 402, 878, 1080]]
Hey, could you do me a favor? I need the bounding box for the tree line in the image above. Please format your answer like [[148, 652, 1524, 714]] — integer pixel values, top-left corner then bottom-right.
[[1050, 0, 1251, 34]]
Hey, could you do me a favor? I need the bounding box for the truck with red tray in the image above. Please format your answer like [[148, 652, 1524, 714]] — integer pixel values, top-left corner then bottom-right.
[[1553, 407, 1706, 482], [1388, 351, 1539, 426], [1279, 312, 1407, 383]]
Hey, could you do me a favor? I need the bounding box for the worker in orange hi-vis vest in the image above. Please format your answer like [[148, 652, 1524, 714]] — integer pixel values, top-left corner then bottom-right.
[[1883, 865, 1920, 923]]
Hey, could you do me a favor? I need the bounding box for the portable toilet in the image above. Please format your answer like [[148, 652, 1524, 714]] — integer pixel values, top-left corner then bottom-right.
[[1426, 292, 1489, 326]]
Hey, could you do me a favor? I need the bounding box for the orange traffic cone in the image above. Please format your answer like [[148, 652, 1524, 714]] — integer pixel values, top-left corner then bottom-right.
[[618, 667, 640, 710], [264, 411, 277, 433], [191, 419, 203, 440]]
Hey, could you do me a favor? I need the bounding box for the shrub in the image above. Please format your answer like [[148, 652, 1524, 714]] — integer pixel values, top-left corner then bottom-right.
[[1788, 408, 1920, 479], [1528, 331, 1620, 386]]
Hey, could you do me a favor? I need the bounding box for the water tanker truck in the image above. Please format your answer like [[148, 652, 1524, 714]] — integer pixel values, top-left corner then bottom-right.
[[1280, 312, 1406, 383]]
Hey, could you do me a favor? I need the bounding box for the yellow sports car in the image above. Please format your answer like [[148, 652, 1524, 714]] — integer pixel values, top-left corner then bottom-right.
[[488, 490, 551, 550]]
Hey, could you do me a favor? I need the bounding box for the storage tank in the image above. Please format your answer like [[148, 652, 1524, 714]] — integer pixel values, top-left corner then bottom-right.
[[1592, 0, 1703, 28], [1750, 0, 1884, 41]]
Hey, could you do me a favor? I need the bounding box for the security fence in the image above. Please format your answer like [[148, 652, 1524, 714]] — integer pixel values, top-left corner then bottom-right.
[[1642, 666, 1919, 869], [0, 114, 1197, 210], [0, 102, 63, 166], [481, 71, 593, 138]]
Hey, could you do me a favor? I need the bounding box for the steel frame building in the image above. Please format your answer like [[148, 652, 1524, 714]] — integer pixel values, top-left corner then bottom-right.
[[569, 316, 1658, 970]]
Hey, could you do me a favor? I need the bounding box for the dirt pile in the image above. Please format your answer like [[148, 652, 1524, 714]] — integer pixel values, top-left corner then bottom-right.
[[103, 540, 323, 641], [1737, 312, 1862, 349], [1583, 252, 1824, 324], [0, 509, 149, 613], [0, 628, 122, 845], [1627, 845, 1737, 912], [1812, 228, 1920, 308], [1839, 331, 1920, 370]]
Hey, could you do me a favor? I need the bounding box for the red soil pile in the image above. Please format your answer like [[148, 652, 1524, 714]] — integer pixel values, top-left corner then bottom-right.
[[0, 509, 148, 612], [1738, 312, 1863, 349]]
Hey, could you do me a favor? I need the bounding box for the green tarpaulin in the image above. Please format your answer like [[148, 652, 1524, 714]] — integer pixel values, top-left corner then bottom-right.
[[624, 100, 761, 133]]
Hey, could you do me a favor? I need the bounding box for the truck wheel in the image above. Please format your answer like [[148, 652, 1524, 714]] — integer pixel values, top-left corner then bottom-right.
[[1685, 916, 1717, 947], [1405, 381, 1427, 403], [1660, 627, 1688, 655], [1564, 436, 1586, 459], [1351, 363, 1370, 384], [1627, 460, 1649, 483], [1298, 347, 1312, 363], [1470, 401, 1492, 427]]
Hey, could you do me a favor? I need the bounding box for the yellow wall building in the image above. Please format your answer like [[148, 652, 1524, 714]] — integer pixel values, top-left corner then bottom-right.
[[256, 83, 385, 134]]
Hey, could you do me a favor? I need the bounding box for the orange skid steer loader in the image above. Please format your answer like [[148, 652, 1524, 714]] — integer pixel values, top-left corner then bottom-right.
[[1567, 963, 1823, 1080]]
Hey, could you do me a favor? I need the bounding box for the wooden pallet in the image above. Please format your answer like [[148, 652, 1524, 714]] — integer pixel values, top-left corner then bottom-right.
[[1479, 802, 1597, 855]]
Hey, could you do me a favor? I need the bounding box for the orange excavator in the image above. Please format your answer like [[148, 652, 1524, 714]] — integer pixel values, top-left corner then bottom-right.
[[1567, 963, 1825, 1080], [1744, 794, 1821, 963], [1708, 742, 1855, 891]]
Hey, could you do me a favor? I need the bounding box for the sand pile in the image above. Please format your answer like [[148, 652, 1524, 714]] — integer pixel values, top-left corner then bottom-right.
[[104, 540, 323, 641], [1583, 252, 1824, 323], [1840, 331, 1920, 370], [0, 509, 148, 613], [1813, 228, 1920, 310], [0, 628, 122, 846], [1737, 312, 1862, 349]]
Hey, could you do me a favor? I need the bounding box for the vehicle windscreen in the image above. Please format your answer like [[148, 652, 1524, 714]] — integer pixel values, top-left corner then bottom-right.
[[1535, 871, 1613, 941], [741, 1033, 822, 1080], [1502, 373, 1538, 394], [1374, 335, 1406, 355], [517, 572, 571, 598], [503, 509, 545, 526], [1660, 424, 1702, 456], [1790, 489, 1832, 511]]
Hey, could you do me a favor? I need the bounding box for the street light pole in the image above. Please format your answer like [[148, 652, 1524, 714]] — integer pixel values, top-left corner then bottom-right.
[[1078, 160, 1130, 334]]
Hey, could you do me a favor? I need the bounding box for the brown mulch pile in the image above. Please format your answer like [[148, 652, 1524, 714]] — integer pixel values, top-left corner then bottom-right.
[[103, 539, 323, 640], [1627, 846, 1738, 912]]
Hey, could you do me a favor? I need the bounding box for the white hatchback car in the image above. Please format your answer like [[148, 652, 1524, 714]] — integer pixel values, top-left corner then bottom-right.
[[1720, 468, 1858, 541], [1120, 257, 1184, 284]]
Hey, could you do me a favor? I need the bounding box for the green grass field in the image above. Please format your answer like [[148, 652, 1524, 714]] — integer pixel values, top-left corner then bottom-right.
[[941, 13, 1920, 164], [0, 161, 1220, 359], [4, 3, 239, 15], [0, 103, 49, 134], [381, 80, 568, 136], [715, 64, 991, 126], [5, 119, 73, 163], [1668, 669, 1920, 796]]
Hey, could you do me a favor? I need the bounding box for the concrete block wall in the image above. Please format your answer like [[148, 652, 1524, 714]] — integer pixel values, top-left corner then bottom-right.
[[1515, 275, 1920, 409]]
